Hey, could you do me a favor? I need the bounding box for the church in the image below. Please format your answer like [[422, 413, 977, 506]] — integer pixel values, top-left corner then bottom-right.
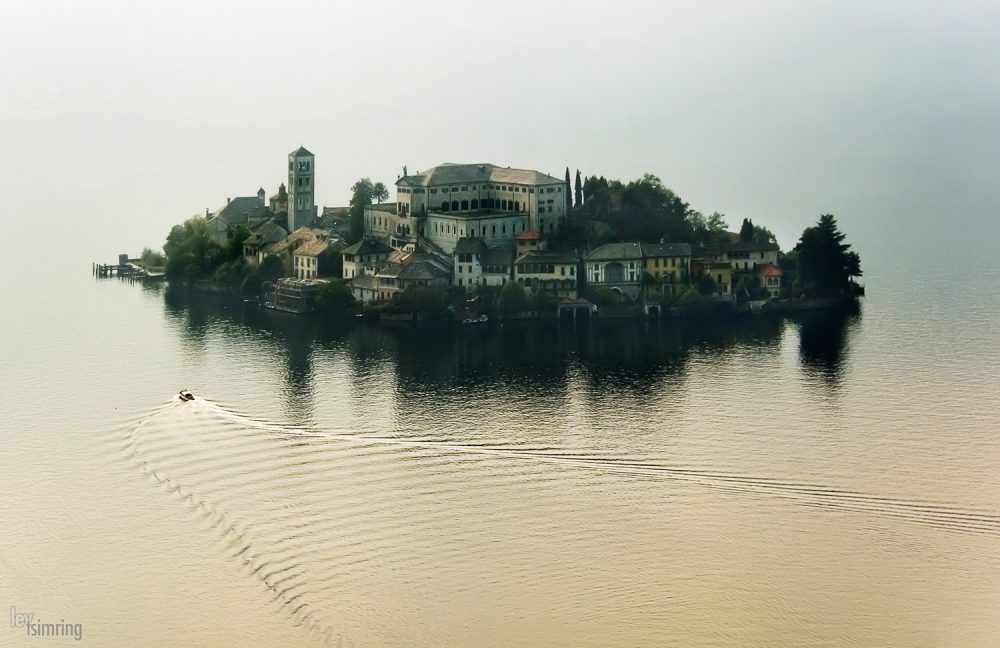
[[205, 146, 317, 245]]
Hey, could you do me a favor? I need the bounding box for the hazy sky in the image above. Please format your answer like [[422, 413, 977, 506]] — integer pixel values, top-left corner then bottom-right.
[[1, 0, 998, 261]]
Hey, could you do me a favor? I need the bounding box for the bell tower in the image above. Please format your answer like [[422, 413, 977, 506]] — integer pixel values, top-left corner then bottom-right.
[[288, 146, 315, 232]]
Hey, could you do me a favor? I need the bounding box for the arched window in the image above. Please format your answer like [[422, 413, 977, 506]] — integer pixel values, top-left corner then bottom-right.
[[451, 200, 459, 211], [501, 200, 508, 210], [461, 200, 469, 211], [514, 201, 520, 212], [441, 201, 449, 212], [471, 199, 479, 210]]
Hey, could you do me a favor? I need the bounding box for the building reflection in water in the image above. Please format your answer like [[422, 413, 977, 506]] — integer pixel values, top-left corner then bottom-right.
[[160, 288, 858, 427]]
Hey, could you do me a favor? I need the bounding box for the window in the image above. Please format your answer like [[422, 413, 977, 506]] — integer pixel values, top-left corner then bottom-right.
[[561, 266, 566, 276]]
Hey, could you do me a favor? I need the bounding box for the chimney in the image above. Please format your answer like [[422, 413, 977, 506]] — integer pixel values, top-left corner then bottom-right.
[[205, 207, 209, 217]]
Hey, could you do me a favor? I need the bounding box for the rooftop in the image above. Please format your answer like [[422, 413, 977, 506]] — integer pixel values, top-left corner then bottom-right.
[[397, 163, 563, 188], [343, 238, 394, 256], [724, 240, 780, 253], [289, 146, 313, 157], [515, 251, 579, 265], [454, 237, 488, 255], [641, 242, 692, 258], [585, 241, 643, 261]]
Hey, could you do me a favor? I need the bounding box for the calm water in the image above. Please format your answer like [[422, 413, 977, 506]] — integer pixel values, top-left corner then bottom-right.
[[3, 245, 1000, 647]]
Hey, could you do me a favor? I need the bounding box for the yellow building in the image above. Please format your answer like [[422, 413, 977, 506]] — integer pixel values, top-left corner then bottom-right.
[[514, 251, 580, 298], [641, 243, 692, 284]]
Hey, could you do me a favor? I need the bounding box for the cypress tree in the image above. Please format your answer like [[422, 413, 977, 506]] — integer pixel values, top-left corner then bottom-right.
[[565, 167, 572, 210], [574, 170, 583, 207]]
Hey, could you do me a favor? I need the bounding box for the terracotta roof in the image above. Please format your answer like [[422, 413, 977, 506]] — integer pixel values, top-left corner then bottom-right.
[[758, 263, 783, 277], [515, 230, 541, 240], [296, 239, 331, 257]]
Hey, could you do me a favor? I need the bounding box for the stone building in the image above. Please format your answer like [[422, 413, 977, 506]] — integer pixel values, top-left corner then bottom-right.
[[365, 162, 568, 253], [287, 146, 316, 232]]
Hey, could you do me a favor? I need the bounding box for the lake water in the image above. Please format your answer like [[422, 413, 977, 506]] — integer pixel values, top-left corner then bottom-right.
[[3, 241, 1000, 647]]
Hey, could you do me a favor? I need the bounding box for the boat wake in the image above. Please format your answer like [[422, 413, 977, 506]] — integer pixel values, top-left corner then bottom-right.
[[117, 396, 1000, 644]]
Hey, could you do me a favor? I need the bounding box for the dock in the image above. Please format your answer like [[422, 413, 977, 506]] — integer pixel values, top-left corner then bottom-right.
[[92, 254, 165, 282]]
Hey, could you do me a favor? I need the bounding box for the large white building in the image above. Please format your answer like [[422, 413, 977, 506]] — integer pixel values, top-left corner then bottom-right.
[[365, 162, 568, 253]]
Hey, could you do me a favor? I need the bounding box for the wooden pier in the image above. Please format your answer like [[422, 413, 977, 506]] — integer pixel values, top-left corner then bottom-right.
[[92, 255, 165, 282]]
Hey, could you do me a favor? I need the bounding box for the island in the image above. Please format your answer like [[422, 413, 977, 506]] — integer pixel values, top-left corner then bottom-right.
[[119, 146, 863, 322]]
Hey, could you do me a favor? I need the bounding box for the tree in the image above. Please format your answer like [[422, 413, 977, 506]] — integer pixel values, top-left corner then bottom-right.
[[574, 169, 583, 208], [163, 216, 226, 282], [752, 224, 777, 246], [793, 214, 862, 297], [372, 182, 389, 204], [565, 168, 572, 211], [739, 218, 755, 242], [690, 210, 729, 247], [227, 224, 250, 260], [499, 281, 529, 316], [139, 247, 166, 270], [259, 253, 284, 282], [317, 279, 356, 313], [696, 274, 717, 296], [349, 178, 375, 240]]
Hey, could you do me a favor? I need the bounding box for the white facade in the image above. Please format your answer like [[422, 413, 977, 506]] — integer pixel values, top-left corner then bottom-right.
[[428, 212, 529, 253], [294, 253, 318, 279], [387, 163, 569, 253]]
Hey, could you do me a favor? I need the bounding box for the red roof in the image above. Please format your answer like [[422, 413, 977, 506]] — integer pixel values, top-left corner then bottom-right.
[[759, 264, 783, 277], [515, 230, 541, 240]]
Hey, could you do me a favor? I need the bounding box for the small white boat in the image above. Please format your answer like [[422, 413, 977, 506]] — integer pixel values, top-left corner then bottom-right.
[[178, 389, 195, 402]]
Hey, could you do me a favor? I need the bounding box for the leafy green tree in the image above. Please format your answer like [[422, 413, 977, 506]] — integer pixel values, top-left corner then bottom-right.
[[372, 182, 389, 204], [349, 178, 375, 240], [397, 285, 448, 318], [317, 279, 356, 313], [259, 253, 284, 282], [499, 281, 529, 316], [227, 224, 250, 260], [213, 258, 250, 295], [696, 274, 717, 296], [752, 224, 777, 246], [793, 214, 862, 297], [139, 247, 166, 270], [690, 211, 730, 247], [163, 216, 226, 282]]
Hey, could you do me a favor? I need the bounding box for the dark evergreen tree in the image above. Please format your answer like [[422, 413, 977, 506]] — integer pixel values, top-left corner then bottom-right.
[[574, 170, 583, 207], [739, 218, 754, 242], [565, 167, 572, 210], [793, 214, 863, 297]]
